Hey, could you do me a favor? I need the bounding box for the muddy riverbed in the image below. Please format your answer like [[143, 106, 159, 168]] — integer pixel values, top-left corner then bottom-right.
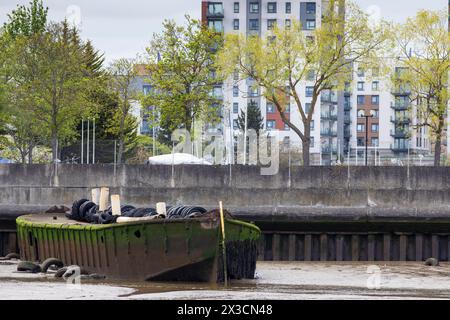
[[1, 261, 450, 300]]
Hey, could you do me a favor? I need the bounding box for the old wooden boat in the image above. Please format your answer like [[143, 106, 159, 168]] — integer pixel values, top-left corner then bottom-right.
[[16, 213, 260, 282]]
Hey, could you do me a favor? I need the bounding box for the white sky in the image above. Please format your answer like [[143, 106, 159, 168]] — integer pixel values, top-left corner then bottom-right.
[[0, 0, 447, 63]]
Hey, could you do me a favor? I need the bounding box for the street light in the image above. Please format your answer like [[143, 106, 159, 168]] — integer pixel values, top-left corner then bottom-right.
[[358, 110, 375, 166]]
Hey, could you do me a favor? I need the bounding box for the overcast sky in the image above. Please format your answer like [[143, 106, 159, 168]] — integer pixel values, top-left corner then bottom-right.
[[0, 0, 447, 63]]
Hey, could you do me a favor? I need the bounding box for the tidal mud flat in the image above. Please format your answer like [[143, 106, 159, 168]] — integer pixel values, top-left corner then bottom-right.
[[1, 261, 450, 300]]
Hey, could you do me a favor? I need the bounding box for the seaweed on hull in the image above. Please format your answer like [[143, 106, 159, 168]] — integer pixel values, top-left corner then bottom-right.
[[66, 199, 229, 225]]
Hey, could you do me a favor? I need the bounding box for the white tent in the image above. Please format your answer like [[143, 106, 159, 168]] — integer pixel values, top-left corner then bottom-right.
[[147, 153, 212, 165]]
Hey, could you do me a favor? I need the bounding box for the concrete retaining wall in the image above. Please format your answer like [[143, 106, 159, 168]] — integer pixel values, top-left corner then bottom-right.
[[0, 164, 449, 218]]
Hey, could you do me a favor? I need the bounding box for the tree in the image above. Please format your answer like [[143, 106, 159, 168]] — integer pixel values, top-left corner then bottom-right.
[[217, 1, 390, 166], [142, 16, 224, 135], [3, 0, 48, 39], [0, 0, 49, 163], [393, 10, 449, 166], [107, 57, 139, 164], [8, 21, 93, 162], [237, 100, 264, 135]]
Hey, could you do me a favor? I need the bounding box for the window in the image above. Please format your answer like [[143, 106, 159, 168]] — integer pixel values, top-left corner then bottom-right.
[[286, 2, 291, 14], [208, 3, 224, 15], [233, 86, 239, 97], [233, 103, 239, 114], [357, 138, 365, 146], [143, 85, 152, 95], [233, 70, 239, 81], [285, 104, 290, 113], [357, 68, 365, 77], [249, 2, 259, 13], [306, 2, 316, 14], [249, 19, 259, 30], [357, 82, 365, 91], [371, 138, 379, 147], [266, 120, 276, 130], [208, 20, 223, 32], [212, 86, 223, 98], [357, 95, 365, 105], [306, 87, 314, 97], [371, 124, 379, 133], [266, 103, 275, 113], [248, 86, 259, 97], [267, 19, 277, 30], [306, 20, 316, 30], [371, 95, 379, 105], [285, 19, 291, 29], [357, 124, 365, 132], [233, 19, 240, 30], [267, 2, 277, 13], [233, 120, 239, 129], [234, 2, 240, 13], [284, 123, 290, 131], [373, 110, 379, 118], [310, 137, 315, 148], [372, 81, 379, 91], [305, 103, 311, 114], [372, 68, 379, 77], [310, 120, 315, 130]]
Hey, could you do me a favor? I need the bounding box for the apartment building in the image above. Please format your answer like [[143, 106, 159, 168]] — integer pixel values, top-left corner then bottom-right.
[[345, 64, 433, 163], [202, 0, 344, 165], [201, 0, 448, 165]]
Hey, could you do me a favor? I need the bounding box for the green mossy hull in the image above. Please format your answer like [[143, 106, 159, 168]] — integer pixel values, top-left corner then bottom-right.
[[16, 213, 260, 282]]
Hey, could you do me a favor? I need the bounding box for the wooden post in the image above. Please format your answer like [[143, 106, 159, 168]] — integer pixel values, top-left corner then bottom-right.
[[219, 201, 228, 286], [111, 195, 121, 216], [91, 188, 100, 204], [99, 187, 109, 211], [156, 202, 167, 215]]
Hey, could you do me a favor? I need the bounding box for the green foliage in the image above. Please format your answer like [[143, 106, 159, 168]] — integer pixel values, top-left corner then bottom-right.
[[127, 135, 171, 164], [142, 16, 224, 134], [237, 100, 265, 135], [3, 0, 48, 38], [392, 10, 450, 166]]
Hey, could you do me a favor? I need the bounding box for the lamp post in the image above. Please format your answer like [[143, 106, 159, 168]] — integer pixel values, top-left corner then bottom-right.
[[359, 110, 374, 166]]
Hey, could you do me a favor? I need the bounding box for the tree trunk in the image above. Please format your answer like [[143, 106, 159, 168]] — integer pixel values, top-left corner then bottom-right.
[[434, 137, 441, 167], [52, 134, 58, 163], [117, 108, 126, 165], [28, 145, 33, 164], [302, 140, 310, 166], [434, 117, 445, 167]]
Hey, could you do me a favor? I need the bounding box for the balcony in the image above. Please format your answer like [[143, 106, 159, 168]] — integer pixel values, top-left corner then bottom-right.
[[207, 4, 224, 18], [390, 116, 410, 124], [320, 112, 338, 121], [344, 102, 351, 111], [321, 145, 338, 153], [344, 129, 352, 137], [320, 128, 338, 137], [391, 85, 411, 96], [321, 91, 338, 103], [390, 101, 409, 111], [390, 144, 409, 153], [344, 114, 352, 124], [390, 129, 408, 138]]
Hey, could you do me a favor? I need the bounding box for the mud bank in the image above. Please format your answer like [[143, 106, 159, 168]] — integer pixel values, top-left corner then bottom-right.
[[0, 261, 449, 300]]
